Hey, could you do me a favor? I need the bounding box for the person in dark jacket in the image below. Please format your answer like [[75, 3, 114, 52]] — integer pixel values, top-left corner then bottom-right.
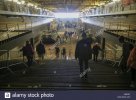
[[61, 47, 66, 59], [75, 33, 92, 78], [55, 46, 60, 59], [24, 41, 34, 67], [20, 45, 26, 61], [92, 43, 101, 62], [119, 36, 133, 72], [36, 41, 45, 64]]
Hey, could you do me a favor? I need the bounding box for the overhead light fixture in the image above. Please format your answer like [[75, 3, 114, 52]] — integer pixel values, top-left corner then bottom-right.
[[99, 2, 105, 6], [54, 12, 79, 18], [28, 3, 34, 6], [34, 5, 37, 8], [13, 0, 18, 2], [21, 1, 25, 4], [112, 0, 120, 2], [7, 0, 12, 1]]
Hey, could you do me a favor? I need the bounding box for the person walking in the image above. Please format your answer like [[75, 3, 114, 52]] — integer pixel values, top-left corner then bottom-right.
[[75, 33, 92, 79], [36, 41, 45, 64], [61, 47, 66, 59], [92, 42, 101, 62], [24, 41, 34, 67], [68, 49, 72, 60], [55, 46, 60, 59]]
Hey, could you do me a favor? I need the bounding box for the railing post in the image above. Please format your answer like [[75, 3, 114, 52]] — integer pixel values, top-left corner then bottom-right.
[[7, 50, 10, 60], [101, 38, 105, 60], [114, 49, 117, 61], [31, 20, 32, 30], [17, 23, 19, 35], [128, 25, 130, 38], [7, 33, 9, 39], [6, 24, 8, 31], [25, 23, 27, 30], [116, 23, 119, 35], [109, 22, 111, 29], [6, 24, 9, 39]]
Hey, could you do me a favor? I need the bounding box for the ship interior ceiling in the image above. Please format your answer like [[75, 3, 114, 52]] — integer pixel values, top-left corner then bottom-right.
[[0, 0, 136, 90]]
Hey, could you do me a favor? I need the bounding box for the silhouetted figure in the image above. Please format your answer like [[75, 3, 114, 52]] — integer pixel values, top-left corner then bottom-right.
[[20, 45, 26, 61], [55, 46, 60, 59], [92, 43, 101, 62], [36, 41, 45, 64], [61, 47, 66, 59], [64, 31, 68, 41], [24, 41, 34, 67], [75, 33, 92, 78], [127, 44, 136, 88], [119, 36, 133, 72], [68, 49, 72, 60]]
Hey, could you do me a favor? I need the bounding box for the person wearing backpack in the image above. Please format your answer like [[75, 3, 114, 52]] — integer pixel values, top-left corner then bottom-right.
[[36, 41, 45, 64], [75, 33, 92, 79]]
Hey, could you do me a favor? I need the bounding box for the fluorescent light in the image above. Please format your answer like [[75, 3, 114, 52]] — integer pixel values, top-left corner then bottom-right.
[[21, 1, 25, 4], [17, 2, 21, 5], [99, 2, 105, 6], [112, 0, 120, 2], [28, 3, 34, 6], [7, 0, 12, 1], [54, 13, 79, 18], [34, 5, 37, 8], [13, 0, 18, 2]]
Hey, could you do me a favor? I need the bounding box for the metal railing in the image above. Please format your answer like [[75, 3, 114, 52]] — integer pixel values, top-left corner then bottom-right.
[[0, 30, 32, 46], [0, 50, 24, 66], [104, 49, 122, 61], [0, 22, 32, 42], [0, 49, 28, 77]]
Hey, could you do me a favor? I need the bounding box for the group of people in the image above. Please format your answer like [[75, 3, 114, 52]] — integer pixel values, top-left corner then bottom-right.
[[20, 40, 46, 66], [20, 41, 34, 67], [55, 46, 71, 59], [75, 34, 136, 88], [20, 33, 136, 88]]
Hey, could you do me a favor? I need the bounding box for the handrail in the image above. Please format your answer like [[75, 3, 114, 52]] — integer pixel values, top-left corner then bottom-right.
[[105, 22, 136, 29], [104, 49, 122, 61], [0, 50, 27, 76], [80, 0, 136, 18], [81, 10, 136, 17], [104, 30, 136, 44], [0, 50, 22, 61], [0, 30, 32, 45], [0, 62, 28, 77]]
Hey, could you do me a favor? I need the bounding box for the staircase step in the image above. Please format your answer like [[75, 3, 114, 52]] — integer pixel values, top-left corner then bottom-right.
[[0, 60, 132, 89]]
